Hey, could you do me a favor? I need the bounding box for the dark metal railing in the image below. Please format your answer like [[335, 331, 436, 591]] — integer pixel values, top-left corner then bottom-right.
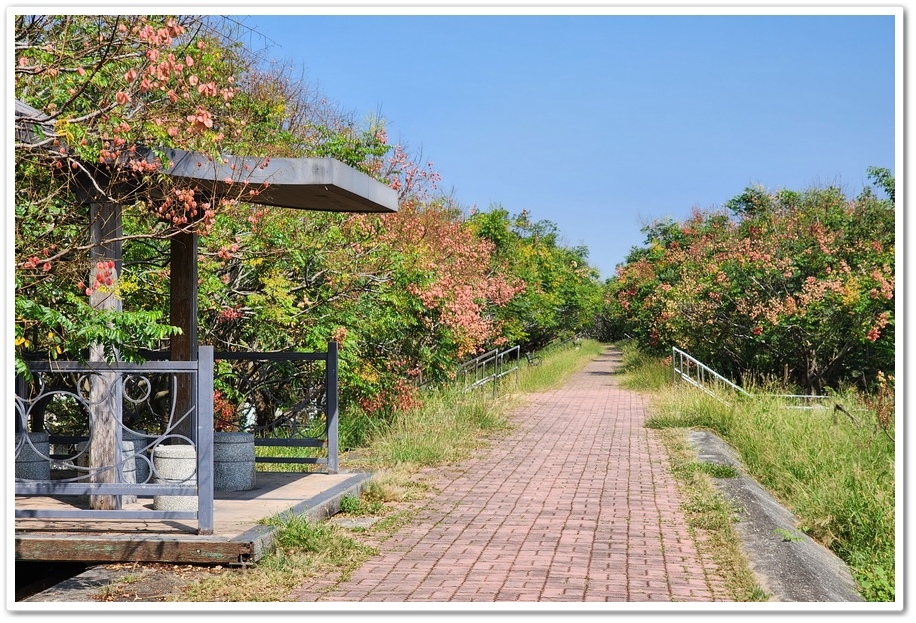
[[214, 342, 339, 474]]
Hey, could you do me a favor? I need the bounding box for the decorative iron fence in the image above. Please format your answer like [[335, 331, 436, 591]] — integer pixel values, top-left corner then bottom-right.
[[213, 343, 339, 474], [13, 342, 340, 534], [14, 347, 216, 534]]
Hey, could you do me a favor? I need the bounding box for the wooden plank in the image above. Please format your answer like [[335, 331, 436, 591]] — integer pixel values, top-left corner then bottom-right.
[[14, 535, 251, 565]]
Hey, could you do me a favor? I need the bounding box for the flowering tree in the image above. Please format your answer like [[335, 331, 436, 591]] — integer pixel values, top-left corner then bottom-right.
[[14, 15, 278, 369], [605, 171, 895, 392]]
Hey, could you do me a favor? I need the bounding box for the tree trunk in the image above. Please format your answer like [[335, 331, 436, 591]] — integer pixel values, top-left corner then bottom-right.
[[89, 201, 123, 510], [170, 231, 199, 443]]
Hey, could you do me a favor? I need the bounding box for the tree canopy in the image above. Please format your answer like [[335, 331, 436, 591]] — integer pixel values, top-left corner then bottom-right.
[[603, 171, 895, 393], [14, 14, 605, 415]]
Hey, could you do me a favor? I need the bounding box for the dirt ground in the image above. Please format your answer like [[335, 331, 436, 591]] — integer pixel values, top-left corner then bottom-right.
[[62, 562, 231, 602]]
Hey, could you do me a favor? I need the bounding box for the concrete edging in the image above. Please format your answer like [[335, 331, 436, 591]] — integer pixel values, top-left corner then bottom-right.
[[687, 430, 864, 602]]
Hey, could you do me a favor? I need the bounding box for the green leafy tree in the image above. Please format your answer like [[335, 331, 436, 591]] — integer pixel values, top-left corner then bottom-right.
[[469, 206, 604, 350]]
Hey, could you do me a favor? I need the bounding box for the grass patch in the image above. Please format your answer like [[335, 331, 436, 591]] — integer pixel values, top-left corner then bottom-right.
[[369, 385, 512, 468], [654, 427, 769, 601], [689, 461, 739, 479], [359, 464, 437, 503], [617, 339, 673, 391], [623, 349, 896, 602], [339, 494, 385, 516], [177, 512, 378, 602], [728, 393, 895, 602]]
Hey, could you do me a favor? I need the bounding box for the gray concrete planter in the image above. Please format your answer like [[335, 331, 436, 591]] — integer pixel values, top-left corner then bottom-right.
[[152, 444, 197, 511], [15, 431, 51, 480], [214, 431, 256, 491]]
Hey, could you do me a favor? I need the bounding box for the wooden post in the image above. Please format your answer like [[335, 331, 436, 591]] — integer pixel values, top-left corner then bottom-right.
[[170, 231, 199, 443], [88, 201, 123, 510]]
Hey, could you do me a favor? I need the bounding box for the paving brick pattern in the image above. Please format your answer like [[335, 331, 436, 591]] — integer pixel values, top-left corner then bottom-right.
[[291, 347, 730, 602]]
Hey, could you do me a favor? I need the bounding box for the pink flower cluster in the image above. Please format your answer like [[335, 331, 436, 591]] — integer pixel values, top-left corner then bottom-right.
[[83, 260, 116, 296]]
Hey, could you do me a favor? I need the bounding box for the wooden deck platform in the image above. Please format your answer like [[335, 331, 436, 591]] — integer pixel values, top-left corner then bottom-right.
[[14, 471, 372, 565]]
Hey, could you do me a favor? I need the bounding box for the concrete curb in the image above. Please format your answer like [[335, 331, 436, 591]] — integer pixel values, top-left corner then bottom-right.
[[235, 470, 374, 562], [688, 430, 864, 602]]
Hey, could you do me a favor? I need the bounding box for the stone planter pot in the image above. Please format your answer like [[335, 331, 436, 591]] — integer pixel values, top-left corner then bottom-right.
[[122, 429, 152, 485], [152, 444, 197, 511], [214, 431, 256, 491], [15, 431, 50, 480]]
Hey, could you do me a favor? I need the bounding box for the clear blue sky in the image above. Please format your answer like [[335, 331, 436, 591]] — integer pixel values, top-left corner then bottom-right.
[[238, 8, 897, 279]]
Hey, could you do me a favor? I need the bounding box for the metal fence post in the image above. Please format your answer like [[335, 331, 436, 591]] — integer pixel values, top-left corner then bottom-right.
[[672, 347, 677, 385], [326, 341, 339, 474], [493, 350, 499, 398], [197, 345, 214, 535], [15, 373, 28, 434]]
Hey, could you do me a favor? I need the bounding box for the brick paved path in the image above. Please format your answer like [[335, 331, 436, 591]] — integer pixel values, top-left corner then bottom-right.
[[291, 346, 729, 602]]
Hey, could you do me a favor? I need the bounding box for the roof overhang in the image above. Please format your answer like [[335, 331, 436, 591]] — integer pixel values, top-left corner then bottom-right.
[[158, 148, 398, 214], [15, 99, 398, 214]]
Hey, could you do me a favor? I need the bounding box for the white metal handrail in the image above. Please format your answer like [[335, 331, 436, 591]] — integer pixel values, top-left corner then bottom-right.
[[672, 347, 750, 405], [671, 347, 829, 408], [459, 345, 520, 394]]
